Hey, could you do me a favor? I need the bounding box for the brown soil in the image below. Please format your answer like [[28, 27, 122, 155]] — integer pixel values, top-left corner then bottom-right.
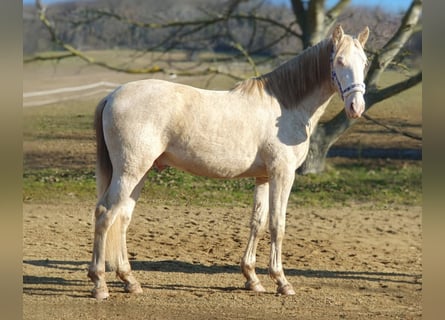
[[23, 202, 422, 319]]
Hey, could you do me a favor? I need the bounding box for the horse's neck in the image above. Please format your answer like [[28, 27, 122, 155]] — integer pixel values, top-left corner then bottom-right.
[[294, 82, 335, 136]]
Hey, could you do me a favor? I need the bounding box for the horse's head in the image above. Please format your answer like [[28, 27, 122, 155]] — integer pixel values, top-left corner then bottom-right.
[[331, 25, 369, 119]]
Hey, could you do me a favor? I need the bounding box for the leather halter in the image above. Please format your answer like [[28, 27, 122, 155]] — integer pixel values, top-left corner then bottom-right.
[[330, 48, 366, 101]]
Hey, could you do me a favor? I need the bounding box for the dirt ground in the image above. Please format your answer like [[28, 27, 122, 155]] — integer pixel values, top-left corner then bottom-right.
[[23, 202, 422, 319]]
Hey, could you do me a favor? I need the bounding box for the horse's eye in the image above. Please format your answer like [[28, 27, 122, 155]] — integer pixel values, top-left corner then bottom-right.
[[337, 56, 345, 66]]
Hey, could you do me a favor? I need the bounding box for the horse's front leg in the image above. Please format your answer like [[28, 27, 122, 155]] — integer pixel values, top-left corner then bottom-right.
[[268, 169, 296, 295], [113, 180, 146, 295], [241, 178, 269, 292]]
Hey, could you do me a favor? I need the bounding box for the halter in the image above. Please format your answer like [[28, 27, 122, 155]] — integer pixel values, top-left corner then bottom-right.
[[330, 47, 366, 101]]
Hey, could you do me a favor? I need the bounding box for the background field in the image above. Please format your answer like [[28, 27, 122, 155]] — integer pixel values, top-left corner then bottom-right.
[[23, 53, 422, 319]]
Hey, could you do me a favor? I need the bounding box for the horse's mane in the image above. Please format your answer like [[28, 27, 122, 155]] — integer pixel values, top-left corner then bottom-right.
[[232, 38, 334, 109]]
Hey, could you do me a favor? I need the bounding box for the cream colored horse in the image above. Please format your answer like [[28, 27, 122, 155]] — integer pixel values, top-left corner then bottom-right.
[[88, 25, 369, 300]]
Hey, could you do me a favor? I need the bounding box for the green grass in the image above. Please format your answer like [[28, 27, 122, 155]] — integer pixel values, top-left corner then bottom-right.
[[290, 160, 421, 208], [23, 160, 422, 208]]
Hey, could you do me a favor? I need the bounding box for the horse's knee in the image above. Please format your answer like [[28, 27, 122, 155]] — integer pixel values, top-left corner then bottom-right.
[[120, 209, 133, 227], [94, 205, 115, 233], [95, 204, 107, 219]]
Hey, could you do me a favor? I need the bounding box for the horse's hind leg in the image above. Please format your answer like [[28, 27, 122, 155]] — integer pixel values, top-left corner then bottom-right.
[[88, 170, 147, 299], [88, 203, 112, 300], [241, 177, 269, 292], [114, 176, 146, 294]]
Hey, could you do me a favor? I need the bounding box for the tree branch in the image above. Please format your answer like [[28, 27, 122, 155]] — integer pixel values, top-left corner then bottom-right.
[[34, 1, 165, 74], [366, 72, 422, 107], [324, 0, 351, 33], [75, 8, 302, 39], [362, 114, 422, 141], [30, 0, 302, 79], [363, 73, 422, 141], [366, 0, 422, 89], [326, 0, 351, 18], [230, 41, 260, 76], [82, 8, 226, 30], [24, 52, 75, 63]]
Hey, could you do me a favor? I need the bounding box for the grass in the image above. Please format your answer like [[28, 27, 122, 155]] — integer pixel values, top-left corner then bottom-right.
[[23, 159, 422, 208]]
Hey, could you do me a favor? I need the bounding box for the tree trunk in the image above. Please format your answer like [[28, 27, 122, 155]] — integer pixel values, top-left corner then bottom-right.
[[291, 0, 351, 49], [297, 126, 329, 175], [298, 111, 354, 175]]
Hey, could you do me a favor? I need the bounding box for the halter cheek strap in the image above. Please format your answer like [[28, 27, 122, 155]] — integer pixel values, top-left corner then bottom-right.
[[330, 48, 366, 101]]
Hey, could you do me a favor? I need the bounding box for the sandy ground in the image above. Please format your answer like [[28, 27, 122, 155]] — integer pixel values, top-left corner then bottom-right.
[[23, 202, 422, 319]]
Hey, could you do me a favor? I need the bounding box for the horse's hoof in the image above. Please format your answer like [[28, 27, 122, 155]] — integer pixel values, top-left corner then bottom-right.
[[124, 282, 143, 294], [245, 281, 266, 293], [92, 288, 110, 300], [277, 284, 296, 296]]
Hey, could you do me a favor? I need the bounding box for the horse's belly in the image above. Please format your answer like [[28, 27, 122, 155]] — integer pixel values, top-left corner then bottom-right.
[[155, 149, 266, 179]]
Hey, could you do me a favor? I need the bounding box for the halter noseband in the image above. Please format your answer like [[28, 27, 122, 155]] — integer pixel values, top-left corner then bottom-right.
[[330, 47, 365, 101]]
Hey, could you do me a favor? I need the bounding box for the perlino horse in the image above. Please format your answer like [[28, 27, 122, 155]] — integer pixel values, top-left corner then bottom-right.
[[88, 25, 369, 299]]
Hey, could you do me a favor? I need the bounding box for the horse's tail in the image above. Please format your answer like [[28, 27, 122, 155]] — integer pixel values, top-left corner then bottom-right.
[[94, 97, 120, 270], [94, 97, 112, 199]]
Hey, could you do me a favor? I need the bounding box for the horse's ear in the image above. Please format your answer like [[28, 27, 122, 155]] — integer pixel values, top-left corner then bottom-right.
[[357, 26, 370, 47], [332, 24, 344, 46]]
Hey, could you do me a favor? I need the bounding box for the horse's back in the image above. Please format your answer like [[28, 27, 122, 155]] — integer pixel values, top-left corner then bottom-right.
[[104, 79, 232, 140], [101, 79, 274, 178]]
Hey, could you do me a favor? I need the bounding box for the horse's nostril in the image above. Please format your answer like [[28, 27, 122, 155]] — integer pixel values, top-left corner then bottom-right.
[[350, 102, 355, 111]]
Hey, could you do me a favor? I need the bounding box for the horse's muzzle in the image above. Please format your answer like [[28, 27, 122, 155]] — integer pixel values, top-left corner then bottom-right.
[[345, 92, 365, 119]]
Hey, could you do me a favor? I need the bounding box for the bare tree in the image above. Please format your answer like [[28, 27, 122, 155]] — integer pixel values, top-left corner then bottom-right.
[[27, 0, 422, 173], [298, 0, 422, 174], [28, 0, 298, 77]]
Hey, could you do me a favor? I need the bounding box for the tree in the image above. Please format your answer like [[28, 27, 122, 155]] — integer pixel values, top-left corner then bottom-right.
[[27, 0, 422, 173], [298, 0, 422, 174]]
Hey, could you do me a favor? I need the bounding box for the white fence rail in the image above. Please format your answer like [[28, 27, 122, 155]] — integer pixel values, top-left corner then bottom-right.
[[23, 81, 120, 107]]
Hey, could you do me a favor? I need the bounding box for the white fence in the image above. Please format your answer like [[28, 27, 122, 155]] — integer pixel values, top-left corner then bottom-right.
[[23, 81, 120, 107]]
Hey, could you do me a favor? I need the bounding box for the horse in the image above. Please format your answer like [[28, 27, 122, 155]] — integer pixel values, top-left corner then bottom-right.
[[87, 24, 369, 300]]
